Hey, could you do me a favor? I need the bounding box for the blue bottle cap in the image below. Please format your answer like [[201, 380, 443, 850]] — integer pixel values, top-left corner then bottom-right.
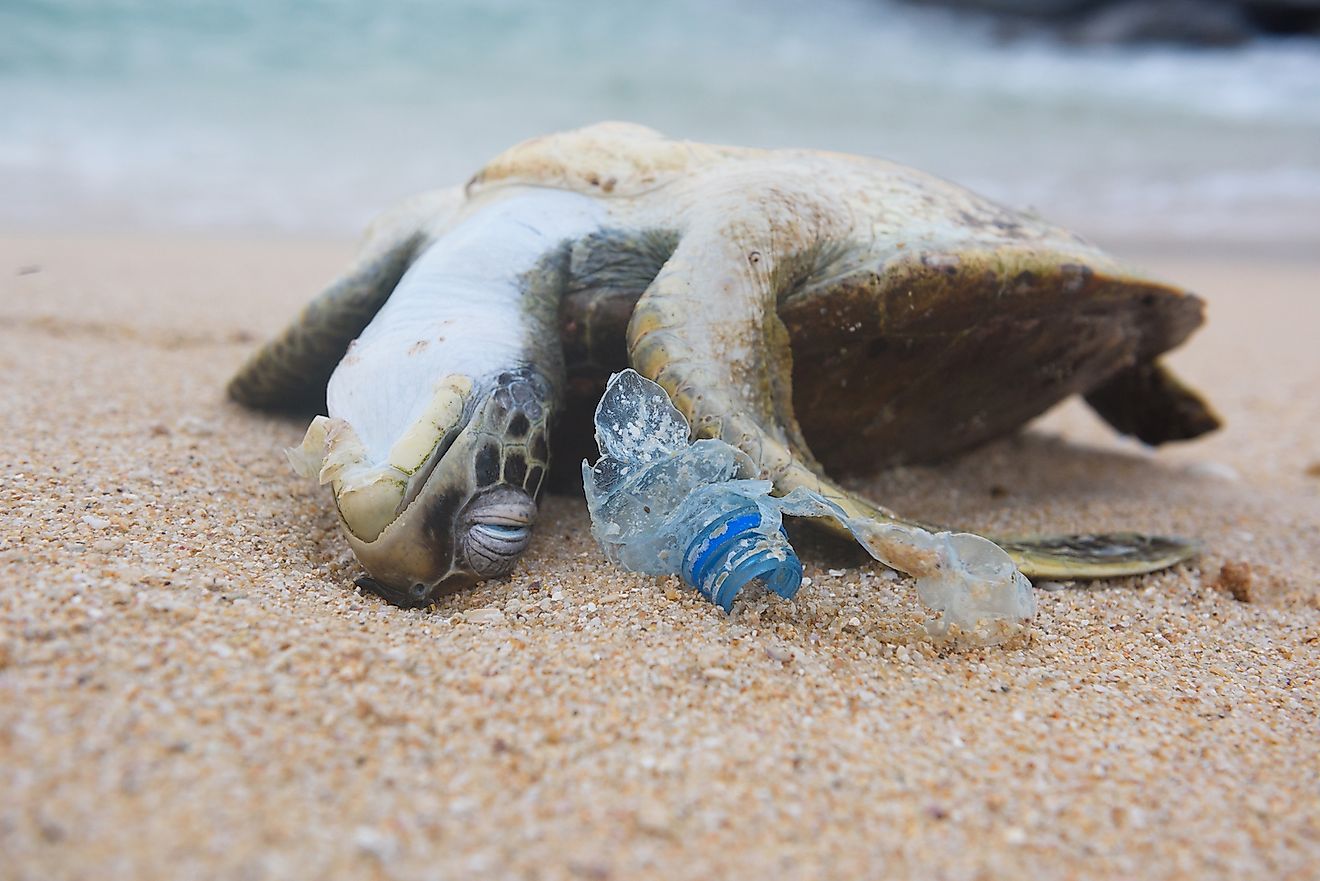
[[681, 507, 803, 612]]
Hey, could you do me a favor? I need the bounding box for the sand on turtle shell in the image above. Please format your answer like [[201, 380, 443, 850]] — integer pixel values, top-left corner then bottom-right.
[[1, 233, 1317, 880]]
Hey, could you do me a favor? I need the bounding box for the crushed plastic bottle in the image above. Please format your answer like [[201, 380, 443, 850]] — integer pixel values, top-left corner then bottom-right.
[[580, 369, 802, 611], [582, 370, 1037, 642]]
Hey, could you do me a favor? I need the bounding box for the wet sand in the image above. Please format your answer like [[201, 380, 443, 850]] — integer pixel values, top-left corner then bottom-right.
[[1, 233, 1317, 880]]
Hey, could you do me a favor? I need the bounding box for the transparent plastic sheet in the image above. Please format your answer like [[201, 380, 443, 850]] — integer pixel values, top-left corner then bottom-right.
[[583, 371, 1037, 643]]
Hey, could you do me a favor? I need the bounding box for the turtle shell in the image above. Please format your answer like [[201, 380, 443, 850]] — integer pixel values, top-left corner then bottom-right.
[[535, 125, 1214, 474], [466, 122, 748, 200], [552, 245, 1210, 476], [781, 248, 1208, 470]]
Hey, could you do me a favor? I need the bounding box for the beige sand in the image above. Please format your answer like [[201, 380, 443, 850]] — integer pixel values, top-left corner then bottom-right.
[[1, 233, 1317, 880]]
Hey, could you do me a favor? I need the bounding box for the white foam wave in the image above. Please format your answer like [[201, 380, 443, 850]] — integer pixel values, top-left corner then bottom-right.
[[1, 0, 1317, 246]]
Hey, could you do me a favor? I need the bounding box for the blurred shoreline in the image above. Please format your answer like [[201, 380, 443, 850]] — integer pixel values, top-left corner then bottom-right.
[[4, 0, 1317, 253], [1, 207, 1311, 263]]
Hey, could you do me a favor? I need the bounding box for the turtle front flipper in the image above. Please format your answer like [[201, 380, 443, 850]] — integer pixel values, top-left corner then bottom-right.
[[228, 187, 466, 411], [627, 191, 1198, 583], [626, 193, 977, 582]]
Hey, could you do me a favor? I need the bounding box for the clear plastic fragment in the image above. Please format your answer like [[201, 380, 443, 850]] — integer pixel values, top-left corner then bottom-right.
[[582, 370, 1036, 641], [581, 372, 799, 610]]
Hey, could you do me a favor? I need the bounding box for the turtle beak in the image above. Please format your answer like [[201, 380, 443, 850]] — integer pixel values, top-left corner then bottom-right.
[[286, 375, 474, 545], [336, 404, 506, 599], [337, 374, 551, 606], [352, 482, 539, 607], [289, 368, 553, 607], [285, 415, 410, 542]]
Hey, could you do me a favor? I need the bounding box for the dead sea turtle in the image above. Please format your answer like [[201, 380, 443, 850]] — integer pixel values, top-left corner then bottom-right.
[[228, 123, 1218, 607]]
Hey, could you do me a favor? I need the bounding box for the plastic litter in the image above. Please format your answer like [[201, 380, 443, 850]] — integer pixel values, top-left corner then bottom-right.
[[582, 370, 1037, 642], [580, 369, 802, 611]]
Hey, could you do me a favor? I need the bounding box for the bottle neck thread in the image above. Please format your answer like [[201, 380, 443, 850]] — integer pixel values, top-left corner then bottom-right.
[[681, 507, 803, 612]]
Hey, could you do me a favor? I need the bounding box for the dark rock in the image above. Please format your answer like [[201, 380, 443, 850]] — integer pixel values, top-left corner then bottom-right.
[[1238, 0, 1320, 7], [1238, 0, 1320, 34], [921, 0, 1099, 13], [1067, 0, 1254, 45], [910, 0, 1320, 41]]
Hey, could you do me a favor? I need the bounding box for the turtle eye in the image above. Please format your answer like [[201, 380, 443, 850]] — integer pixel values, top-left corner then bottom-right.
[[460, 488, 537, 577], [464, 522, 533, 576]]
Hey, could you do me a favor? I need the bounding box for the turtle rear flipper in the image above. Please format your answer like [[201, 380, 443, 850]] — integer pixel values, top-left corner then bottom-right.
[[1006, 360, 1213, 578], [995, 532, 1199, 579], [1085, 359, 1220, 445], [228, 188, 465, 412]]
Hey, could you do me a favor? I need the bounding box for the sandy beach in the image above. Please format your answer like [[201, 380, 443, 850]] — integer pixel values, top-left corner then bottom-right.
[[1, 232, 1317, 880]]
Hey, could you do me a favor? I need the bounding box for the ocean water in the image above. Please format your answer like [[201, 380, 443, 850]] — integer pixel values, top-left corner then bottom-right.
[[3, 0, 1318, 249]]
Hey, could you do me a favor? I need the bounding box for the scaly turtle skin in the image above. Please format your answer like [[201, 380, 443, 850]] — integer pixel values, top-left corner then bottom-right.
[[229, 123, 1218, 605]]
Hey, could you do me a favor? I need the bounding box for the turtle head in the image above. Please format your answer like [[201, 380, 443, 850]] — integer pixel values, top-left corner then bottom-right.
[[296, 368, 552, 607]]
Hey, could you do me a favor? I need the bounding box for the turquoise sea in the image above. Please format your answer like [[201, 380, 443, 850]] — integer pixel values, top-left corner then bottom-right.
[[3, 0, 1318, 248]]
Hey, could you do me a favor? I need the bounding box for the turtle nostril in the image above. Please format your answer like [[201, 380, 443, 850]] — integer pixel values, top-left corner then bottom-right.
[[354, 575, 434, 608]]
